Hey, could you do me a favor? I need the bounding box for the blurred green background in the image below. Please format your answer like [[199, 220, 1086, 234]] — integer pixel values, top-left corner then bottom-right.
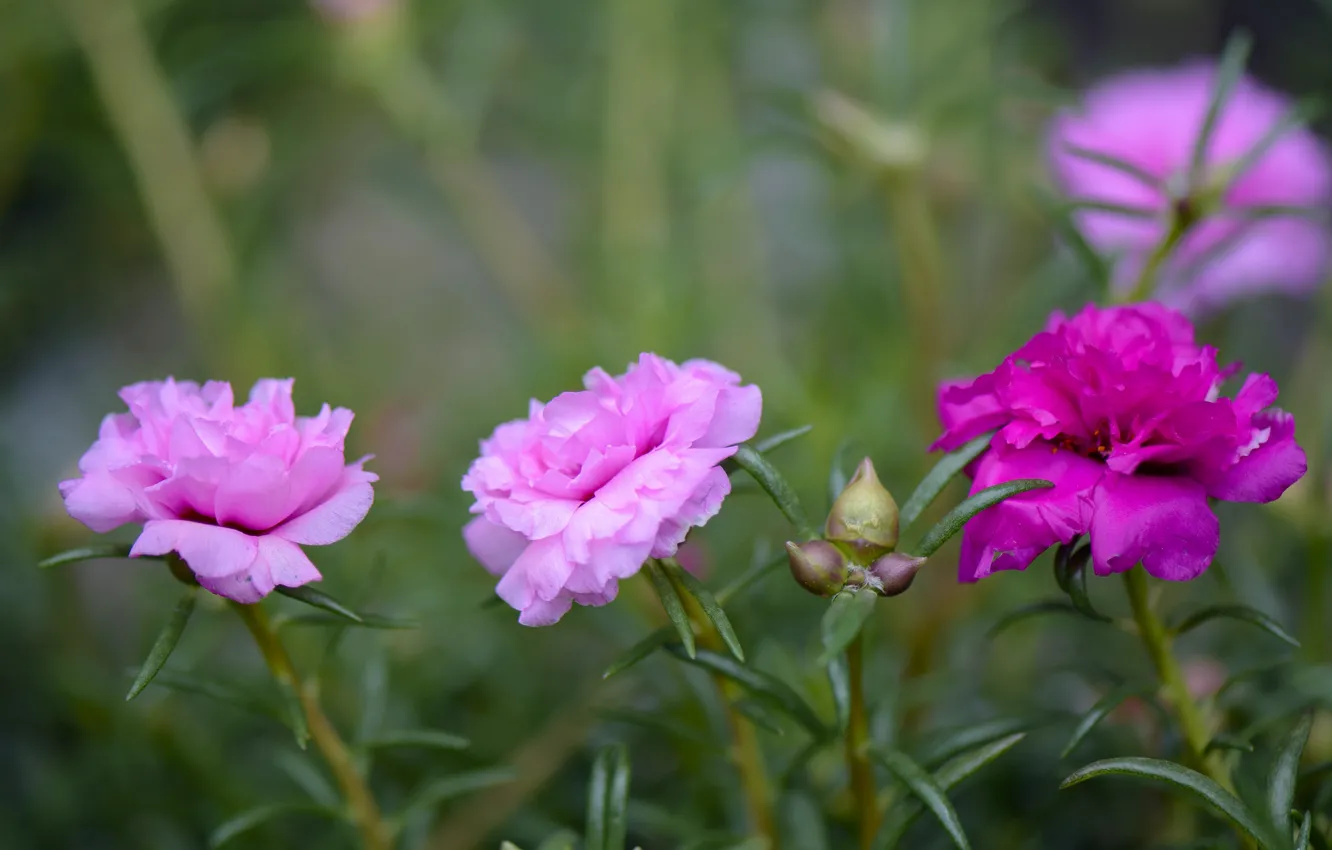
[[4, 0, 1332, 848]]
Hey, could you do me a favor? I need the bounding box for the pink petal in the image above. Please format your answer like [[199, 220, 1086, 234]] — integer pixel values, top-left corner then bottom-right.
[[932, 374, 1009, 451], [1089, 472, 1218, 580], [694, 384, 763, 449], [515, 594, 574, 626], [60, 474, 142, 533], [256, 536, 322, 588], [495, 536, 574, 611], [271, 465, 377, 546], [198, 566, 275, 604], [463, 516, 530, 576], [131, 520, 258, 578], [1204, 410, 1307, 503]]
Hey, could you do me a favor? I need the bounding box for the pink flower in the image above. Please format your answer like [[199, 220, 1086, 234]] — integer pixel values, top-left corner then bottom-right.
[[934, 303, 1305, 582], [462, 354, 762, 626], [1049, 63, 1332, 315], [59, 379, 377, 603]]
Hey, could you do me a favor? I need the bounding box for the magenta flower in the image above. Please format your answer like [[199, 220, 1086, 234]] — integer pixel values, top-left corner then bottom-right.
[[1049, 63, 1331, 315], [59, 379, 377, 603], [934, 303, 1305, 582], [462, 354, 762, 626]]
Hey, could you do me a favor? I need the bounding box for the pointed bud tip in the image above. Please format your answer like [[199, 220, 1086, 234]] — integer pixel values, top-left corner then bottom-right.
[[825, 457, 899, 560], [786, 540, 848, 597]]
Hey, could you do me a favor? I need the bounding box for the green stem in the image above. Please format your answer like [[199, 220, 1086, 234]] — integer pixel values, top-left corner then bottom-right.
[[1122, 568, 1227, 786], [232, 603, 391, 850], [1123, 217, 1187, 303], [846, 633, 878, 850]]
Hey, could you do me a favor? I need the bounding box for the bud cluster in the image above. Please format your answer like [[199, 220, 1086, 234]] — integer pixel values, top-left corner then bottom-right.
[[786, 458, 925, 598]]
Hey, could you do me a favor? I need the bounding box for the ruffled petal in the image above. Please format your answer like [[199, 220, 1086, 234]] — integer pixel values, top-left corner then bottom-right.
[[131, 520, 258, 578], [271, 464, 378, 546], [257, 535, 322, 589], [463, 516, 530, 576], [1204, 410, 1307, 503], [1089, 472, 1218, 580]]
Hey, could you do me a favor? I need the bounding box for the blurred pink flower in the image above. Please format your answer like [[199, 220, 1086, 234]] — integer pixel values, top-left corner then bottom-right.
[[462, 354, 761, 626], [934, 303, 1305, 582], [1049, 63, 1332, 315], [59, 379, 377, 603], [311, 0, 396, 22]]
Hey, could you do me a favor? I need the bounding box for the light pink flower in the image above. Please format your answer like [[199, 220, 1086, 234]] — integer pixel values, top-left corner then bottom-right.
[[462, 354, 762, 626], [1049, 63, 1332, 315], [59, 378, 377, 603]]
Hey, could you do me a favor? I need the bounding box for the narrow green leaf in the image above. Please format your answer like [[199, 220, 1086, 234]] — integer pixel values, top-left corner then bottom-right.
[[828, 439, 855, 506], [735, 699, 786, 736], [606, 744, 631, 850], [125, 587, 197, 701], [646, 562, 695, 659], [1061, 757, 1274, 847], [1062, 143, 1163, 189], [1222, 204, 1328, 222], [1189, 30, 1253, 185], [149, 669, 280, 722], [537, 832, 580, 850], [598, 708, 710, 746], [1295, 810, 1312, 850], [899, 432, 995, 531], [1063, 199, 1161, 220], [755, 424, 814, 455], [667, 647, 828, 738], [585, 747, 612, 850], [1035, 189, 1109, 287], [916, 719, 1030, 768], [275, 751, 339, 807], [275, 585, 364, 624], [987, 600, 1079, 639], [914, 479, 1053, 558], [1267, 714, 1314, 835], [1224, 98, 1322, 189], [1055, 546, 1111, 622], [1053, 540, 1078, 593], [209, 802, 341, 848], [872, 747, 972, 850], [717, 552, 787, 606], [1173, 604, 1300, 648], [779, 791, 830, 850], [662, 560, 744, 661], [400, 767, 516, 823], [819, 590, 876, 663], [278, 680, 310, 750], [361, 729, 471, 752], [1061, 685, 1151, 758], [827, 654, 851, 733], [39, 543, 134, 568], [280, 612, 418, 630], [500, 842, 524, 850], [1206, 733, 1255, 754], [730, 444, 812, 535], [602, 626, 673, 679], [876, 733, 1026, 849]]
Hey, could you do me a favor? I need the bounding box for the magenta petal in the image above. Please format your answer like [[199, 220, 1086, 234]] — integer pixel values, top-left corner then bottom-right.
[[1204, 411, 1307, 503], [1089, 472, 1218, 580], [932, 374, 1008, 451], [463, 516, 530, 576], [131, 520, 258, 579], [272, 465, 378, 545], [956, 444, 1102, 581]]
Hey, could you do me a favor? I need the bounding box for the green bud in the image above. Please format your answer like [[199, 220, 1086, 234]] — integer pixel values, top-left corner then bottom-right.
[[825, 457, 899, 561], [785, 540, 848, 597], [867, 552, 926, 597]]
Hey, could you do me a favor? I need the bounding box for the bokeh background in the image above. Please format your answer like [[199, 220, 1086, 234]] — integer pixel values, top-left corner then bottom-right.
[[4, 0, 1332, 848]]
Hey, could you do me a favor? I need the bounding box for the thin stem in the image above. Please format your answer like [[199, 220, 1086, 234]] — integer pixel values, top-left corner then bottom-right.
[[1122, 568, 1228, 787], [845, 633, 878, 850], [1122, 216, 1187, 304], [675, 580, 777, 846], [232, 603, 390, 850]]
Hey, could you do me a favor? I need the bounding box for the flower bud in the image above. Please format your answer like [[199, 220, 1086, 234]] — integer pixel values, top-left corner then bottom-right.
[[825, 458, 899, 561], [867, 552, 925, 597], [785, 540, 848, 597]]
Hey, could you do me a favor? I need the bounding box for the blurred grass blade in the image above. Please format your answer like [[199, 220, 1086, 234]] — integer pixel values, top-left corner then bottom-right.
[[717, 552, 788, 606], [1063, 199, 1160, 220], [735, 699, 786, 736], [1055, 546, 1110, 622], [914, 480, 1053, 558], [1061, 757, 1274, 848], [662, 559, 743, 661], [125, 586, 197, 701], [1061, 685, 1150, 757], [1267, 714, 1313, 834], [1189, 30, 1253, 185], [917, 720, 1030, 768], [537, 832, 580, 850], [150, 668, 281, 722], [779, 791, 830, 850], [828, 439, 855, 506], [1206, 733, 1255, 754], [729, 444, 812, 535], [646, 561, 695, 659], [1296, 810, 1312, 850], [1173, 604, 1300, 648], [40, 542, 134, 568], [872, 747, 972, 850], [400, 767, 517, 824], [819, 589, 876, 664], [1224, 98, 1322, 188], [585, 746, 612, 850], [668, 647, 828, 738], [607, 744, 631, 850], [877, 733, 1026, 849], [988, 600, 1079, 639], [1062, 143, 1163, 189], [603, 626, 673, 679], [1034, 189, 1109, 287], [360, 729, 471, 752], [280, 612, 418, 630], [276, 585, 364, 624], [899, 432, 995, 531], [827, 654, 851, 732], [275, 751, 339, 807], [755, 424, 813, 455], [208, 802, 341, 848]]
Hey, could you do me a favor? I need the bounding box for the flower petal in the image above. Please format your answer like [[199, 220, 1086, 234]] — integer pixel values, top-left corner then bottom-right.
[[271, 464, 378, 546], [131, 519, 258, 578], [1089, 472, 1218, 580], [463, 516, 530, 576], [1204, 410, 1307, 503], [257, 536, 323, 588]]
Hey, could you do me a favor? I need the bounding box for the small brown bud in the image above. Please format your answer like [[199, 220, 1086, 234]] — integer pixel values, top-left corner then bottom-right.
[[785, 540, 848, 597], [868, 552, 925, 597]]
